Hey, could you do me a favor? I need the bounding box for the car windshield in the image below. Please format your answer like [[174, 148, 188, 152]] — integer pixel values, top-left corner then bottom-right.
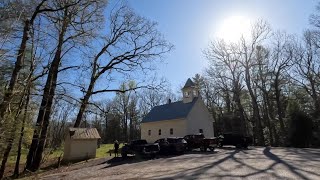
[[195, 134, 204, 138], [167, 138, 178, 143], [132, 140, 147, 145]]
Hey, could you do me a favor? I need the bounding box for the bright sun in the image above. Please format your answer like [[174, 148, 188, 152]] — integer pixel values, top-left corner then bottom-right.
[[216, 15, 252, 43]]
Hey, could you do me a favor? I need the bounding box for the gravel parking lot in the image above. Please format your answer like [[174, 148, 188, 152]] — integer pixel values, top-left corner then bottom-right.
[[38, 147, 320, 180]]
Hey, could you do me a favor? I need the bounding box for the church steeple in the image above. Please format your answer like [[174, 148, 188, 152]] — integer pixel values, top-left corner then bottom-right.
[[182, 78, 198, 103]]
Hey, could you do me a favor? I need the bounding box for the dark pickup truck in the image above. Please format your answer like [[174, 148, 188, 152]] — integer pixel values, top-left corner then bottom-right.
[[184, 134, 218, 152], [155, 137, 187, 155], [121, 139, 160, 158], [218, 133, 252, 148]]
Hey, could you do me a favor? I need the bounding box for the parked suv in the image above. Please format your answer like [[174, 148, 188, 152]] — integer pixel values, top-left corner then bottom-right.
[[121, 139, 160, 158], [155, 137, 187, 155]]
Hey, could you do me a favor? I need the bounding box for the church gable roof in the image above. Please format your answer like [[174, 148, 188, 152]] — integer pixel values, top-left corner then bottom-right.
[[142, 97, 198, 123], [182, 78, 195, 89]]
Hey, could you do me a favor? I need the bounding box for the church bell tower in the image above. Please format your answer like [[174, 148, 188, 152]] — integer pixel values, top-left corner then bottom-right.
[[182, 78, 198, 103]]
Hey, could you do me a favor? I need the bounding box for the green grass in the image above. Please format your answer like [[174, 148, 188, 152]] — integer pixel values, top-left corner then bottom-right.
[[7, 144, 119, 165], [96, 143, 124, 158]]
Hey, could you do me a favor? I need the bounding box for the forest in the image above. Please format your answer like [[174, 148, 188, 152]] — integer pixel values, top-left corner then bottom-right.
[[0, 0, 319, 178]]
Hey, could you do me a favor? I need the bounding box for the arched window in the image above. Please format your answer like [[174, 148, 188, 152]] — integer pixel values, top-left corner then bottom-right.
[[148, 130, 151, 136], [170, 128, 173, 135], [158, 129, 161, 135]]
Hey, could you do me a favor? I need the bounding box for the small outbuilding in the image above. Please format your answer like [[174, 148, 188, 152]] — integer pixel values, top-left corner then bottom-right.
[[63, 128, 101, 162]]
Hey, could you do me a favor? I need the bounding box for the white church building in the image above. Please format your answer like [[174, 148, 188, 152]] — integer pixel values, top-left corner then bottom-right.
[[141, 78, 214, 143]]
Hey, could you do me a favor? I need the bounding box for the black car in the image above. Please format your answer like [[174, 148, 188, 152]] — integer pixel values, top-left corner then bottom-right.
[[218, 133, 252, 148], [155, 137, 187, 155], [121, 139, 160, 158]]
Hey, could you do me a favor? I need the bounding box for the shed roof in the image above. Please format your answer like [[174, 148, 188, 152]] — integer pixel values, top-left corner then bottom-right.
[[142, 97, 198, 123], [68, 128, 101, 140]]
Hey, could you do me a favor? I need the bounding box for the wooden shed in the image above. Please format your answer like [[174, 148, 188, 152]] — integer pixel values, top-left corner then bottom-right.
[[63, 128, 101, 162]]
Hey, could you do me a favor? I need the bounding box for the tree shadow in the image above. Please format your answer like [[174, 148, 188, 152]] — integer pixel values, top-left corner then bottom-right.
[[100, 154, 181, 169], [146, 147, 319, 179], [263, 147, 316, 180], [153, 149, 241, 179]]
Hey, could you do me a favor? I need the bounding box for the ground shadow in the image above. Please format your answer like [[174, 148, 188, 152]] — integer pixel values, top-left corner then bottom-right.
[[100, 154, 170, 169], [263, 147, 317, 180], [146, 147, 319, 179]]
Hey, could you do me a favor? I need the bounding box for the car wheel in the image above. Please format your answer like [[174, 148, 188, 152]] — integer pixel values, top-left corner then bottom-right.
[[200, 146, 207, 152]]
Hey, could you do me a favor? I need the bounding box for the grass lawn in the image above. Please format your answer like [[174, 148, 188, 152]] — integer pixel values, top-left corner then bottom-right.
[[96, 143, 124, 158], [7, 143, 122, 165]]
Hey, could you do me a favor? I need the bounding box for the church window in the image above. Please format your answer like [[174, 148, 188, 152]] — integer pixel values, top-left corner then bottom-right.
[[184, 91, 190, 97], [193, 90, 197, 96], [148, 130, 151, 136], [170, 128, 173, 135], [159, 129, 161, 135]]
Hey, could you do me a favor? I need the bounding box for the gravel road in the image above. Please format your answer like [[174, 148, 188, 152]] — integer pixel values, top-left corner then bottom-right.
[[37, 147, 320, 180]]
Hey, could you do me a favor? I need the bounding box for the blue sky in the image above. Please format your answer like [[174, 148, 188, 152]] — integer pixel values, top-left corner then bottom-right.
[[125, 0, 318, 91]]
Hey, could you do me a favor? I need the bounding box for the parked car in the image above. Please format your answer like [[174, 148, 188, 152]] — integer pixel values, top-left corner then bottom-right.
[[184, 134, 218, 152], [218, 133, 252, 148], [155, 137, 187, 155], [121, 139, 160, 158]]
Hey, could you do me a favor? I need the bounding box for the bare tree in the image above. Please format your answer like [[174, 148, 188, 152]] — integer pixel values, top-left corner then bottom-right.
[[25, 0, 107, 171], [293, 31, 320, 118], [73, 4, 172, 127], [205, 40, 248, 136], [0, 0, 82, 133], [236, 20, 271, 145], [269, 32, 294, 143]]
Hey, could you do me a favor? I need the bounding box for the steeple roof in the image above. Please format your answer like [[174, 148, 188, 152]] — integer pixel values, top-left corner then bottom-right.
[[182, 78, 195, 89]]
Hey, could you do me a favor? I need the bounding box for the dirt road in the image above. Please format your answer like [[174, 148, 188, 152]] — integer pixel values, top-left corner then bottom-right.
[[37, 147, 320, 180]]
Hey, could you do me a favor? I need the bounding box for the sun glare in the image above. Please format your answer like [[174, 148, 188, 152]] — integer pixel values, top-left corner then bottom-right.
[[216, 15, 252, 43]]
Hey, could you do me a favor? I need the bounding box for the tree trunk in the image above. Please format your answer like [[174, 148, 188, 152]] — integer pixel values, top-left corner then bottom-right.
[[245, 68, 265, 146], [233, 86, 247, 136], [0, 0, 46, 126], [13, 118, 26, 177], [0, 138, 14, 179], [274, 76, 286, 140], [26, 44, 63, 171], [129, 107, 134, 141], [74, 82, 95, 127], [13, 88, 30, 177], [123, 113, 128, 142], [225, 90, 231, 113], [25, 9, 68, 171], [0, 96, 26, 179], [0, 20, 30, 129]]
